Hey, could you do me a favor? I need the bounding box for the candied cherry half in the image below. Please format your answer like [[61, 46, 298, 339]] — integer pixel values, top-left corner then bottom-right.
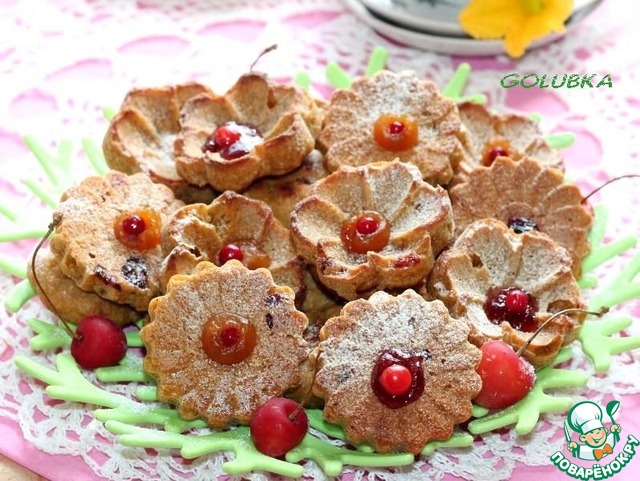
[[482, 139, 511, 166], [201, 313, 257, 365], [217, 241, 271, 270], [373, 114, 419, 152], [341, 211, 391, 254], [371, 349, 425, 409], [483, 286, 538, 332], [203, 121, 263, 160], [114, 209, 161, 251]]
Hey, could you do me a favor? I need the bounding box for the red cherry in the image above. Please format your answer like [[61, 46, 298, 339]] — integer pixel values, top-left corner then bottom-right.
[[218, 244, 244, 265], [355, 216, 379, 235], [250, 398, 308, 457], [483, 286, 538, 332], [213, 125, 241, 148], [121, 214, 146, 236], [379, 364, 413, 396], [486, 147, 509, 164], [220, 326, 241, 347], [474, 340, 535, 410], [70, 316, 127, 370], [505, 289, 529, 314], [388, 121, 405, 135]]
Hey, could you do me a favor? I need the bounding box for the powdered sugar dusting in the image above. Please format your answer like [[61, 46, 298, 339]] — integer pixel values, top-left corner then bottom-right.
[[142, 260, 308, 426]]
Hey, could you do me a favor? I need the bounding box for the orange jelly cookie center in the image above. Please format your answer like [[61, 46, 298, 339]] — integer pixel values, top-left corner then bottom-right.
[[201, 313, 257, 365], [481, 139, 511, 166], [340, 211, 391, 254], [113, 209, 161, 251], [373, 114, 419, 152], [217, 241, 271, 270]]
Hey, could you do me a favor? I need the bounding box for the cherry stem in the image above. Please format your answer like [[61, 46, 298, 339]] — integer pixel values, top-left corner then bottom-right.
[[250, 44, 277, 72], [30, 213, 80, 341], [516, 306, 609, 358], [582, 175, 640, 204]]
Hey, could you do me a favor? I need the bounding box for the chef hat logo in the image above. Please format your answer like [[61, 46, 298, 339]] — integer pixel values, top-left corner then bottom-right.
[[568, 401, 604, 435]]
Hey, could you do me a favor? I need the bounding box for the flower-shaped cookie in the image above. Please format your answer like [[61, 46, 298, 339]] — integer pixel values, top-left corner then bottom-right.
[[103, 82, 217, 204], [428, 219, 586, 368], [454, 102, 564, 184], [243, 149, 328, 228], [50, 171, 184, 311], [449, 156, 592, 276], [175, 72, 322, 192], [29, 249, 139, 326], [161, 191, 304, 303], [290, 161, 454, 300], [313, 290, 481, 454], [318, 70, 463, 186], [141, 261, 309, 427]]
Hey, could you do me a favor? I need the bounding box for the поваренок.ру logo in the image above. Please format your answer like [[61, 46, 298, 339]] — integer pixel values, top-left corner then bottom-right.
[[550, 400, 639, 480]]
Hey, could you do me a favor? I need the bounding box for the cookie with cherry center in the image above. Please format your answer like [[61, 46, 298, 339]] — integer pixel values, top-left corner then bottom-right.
[[159, 191, 305, 305], [174, 72, 323, 192], [290, 160, 453, 300], [449, 156, 592, 277], [428, 218, 586, 369], [50, 171, 184, 312], [318, 69, 466, 186], [140, 260, 309, 427], [312, 289, 481, 454], [103, 82, 218, 204], [452, 101, 564, 185]]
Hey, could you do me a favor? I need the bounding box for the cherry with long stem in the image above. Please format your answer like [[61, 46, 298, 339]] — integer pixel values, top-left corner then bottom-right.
[[30, 213, 79, 340]]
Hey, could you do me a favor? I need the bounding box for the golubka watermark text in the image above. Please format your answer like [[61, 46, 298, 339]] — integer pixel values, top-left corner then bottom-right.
[[500, 73, 613, 89]]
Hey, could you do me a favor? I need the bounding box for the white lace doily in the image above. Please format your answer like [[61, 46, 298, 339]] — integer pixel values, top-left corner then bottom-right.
[[0, 1, 639, 480]]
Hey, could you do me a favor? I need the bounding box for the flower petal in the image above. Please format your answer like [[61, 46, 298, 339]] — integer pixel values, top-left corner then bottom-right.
[[459, 0, 527, 39], [504, 0, 572, 57]]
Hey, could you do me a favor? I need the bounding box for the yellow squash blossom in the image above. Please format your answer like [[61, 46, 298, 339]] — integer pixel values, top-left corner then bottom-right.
[[459, 0, 574, 57]]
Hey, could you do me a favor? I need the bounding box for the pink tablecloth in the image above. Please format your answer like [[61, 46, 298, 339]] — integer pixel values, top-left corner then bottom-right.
[[1, 0, 639, 480]]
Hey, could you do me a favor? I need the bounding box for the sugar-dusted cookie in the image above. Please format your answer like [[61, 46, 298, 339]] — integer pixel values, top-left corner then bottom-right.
[[175, 72, 322, 192], [161, 191, 305, 303], [28, 249, 140, 326], [103, 82, 217, 204], [291, 160, 453, 300], [313, 290, 481, 454], [449, 156, 592, 276], [141, 261, 309, 427], [50, 171, 184, 311], [243, 149, 328, 228], [318, 70, 464, 186], [429, 219, 586, 368], [454, 102, 564, 184]]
